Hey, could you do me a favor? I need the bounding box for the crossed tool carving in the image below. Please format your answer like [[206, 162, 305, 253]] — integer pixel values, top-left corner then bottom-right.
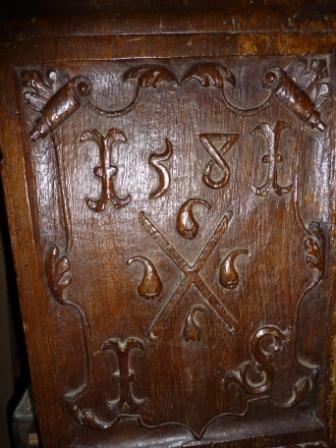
[[139, 211, 238, 339]]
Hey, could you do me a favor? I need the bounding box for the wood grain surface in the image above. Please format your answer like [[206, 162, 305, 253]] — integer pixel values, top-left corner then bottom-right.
[[0, 3, 335, 447]]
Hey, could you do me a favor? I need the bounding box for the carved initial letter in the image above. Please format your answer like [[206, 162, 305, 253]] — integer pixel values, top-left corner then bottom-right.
[[80, 128, 131, 212], [102, 338, 146, 413], [252, 121, 293, 196]]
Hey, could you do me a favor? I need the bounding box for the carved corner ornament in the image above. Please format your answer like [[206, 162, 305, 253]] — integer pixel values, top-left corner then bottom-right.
[[262, 67, 326, 132], [223, 324, 318, 410], [181, 58, 328, 129], [21, 70, 92, 141], [223, 325, 290, 396]]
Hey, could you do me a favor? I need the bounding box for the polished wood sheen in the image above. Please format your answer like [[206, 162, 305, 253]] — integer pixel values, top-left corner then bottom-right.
[[0, 2, 336, 447]]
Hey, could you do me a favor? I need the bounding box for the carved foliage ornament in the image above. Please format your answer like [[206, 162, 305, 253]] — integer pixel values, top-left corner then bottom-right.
[[21, 59, 328, 142]]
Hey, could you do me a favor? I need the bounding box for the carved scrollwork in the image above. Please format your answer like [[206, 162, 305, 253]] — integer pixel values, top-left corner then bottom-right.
[[270, 370, 317, 408], [46, 246, 72, 304], [182, 62, 272, 115], [88, 65, 178, 118], [176, 198, 211, 240], [29, 57, 330, 437], [149, 138, 173, 199], [21, 59, 329, 144], [45, 244, 94, 428], [127, 256, 163, 299], [223, 325, 290, 395], [182, 62, 235, 88], [123, 65, 178, 88]]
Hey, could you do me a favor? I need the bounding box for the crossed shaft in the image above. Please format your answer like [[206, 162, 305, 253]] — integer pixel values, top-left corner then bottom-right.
[[139, 211, 238, 339]]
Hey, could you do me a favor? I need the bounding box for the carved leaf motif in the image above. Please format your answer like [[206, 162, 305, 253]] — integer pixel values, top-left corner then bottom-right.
[[183, 306, 206, 343], [123, 65, 177, 88], [304, 221, 325, 273], [272, 371, 316, 408], [46, 246, 72, 303], [182, 63, 235, 88], [21, 70, 62, 111], [67, 402, 119, 430]]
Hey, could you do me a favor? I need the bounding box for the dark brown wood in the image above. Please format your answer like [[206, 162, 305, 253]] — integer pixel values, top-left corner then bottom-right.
[[0, 2, 336, 447]]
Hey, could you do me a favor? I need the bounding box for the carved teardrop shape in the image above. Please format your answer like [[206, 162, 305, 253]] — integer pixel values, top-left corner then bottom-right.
[[128, 256, 163, 299], [183, 306, 206, 343], [176, 198, 211, 240], [219, 249, 248, 289]]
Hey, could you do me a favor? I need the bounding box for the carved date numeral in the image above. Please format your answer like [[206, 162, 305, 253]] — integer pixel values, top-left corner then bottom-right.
[[149, 138, 173, 199], [200, 133, 239, 189]]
